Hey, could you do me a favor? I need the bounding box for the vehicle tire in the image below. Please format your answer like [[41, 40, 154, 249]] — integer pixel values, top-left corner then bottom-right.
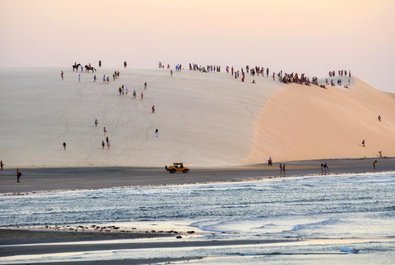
[[183, 169, 188, 173], [170, 169, 176, 173]]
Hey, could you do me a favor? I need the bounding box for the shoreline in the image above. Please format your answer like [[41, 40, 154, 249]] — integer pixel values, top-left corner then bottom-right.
[[0, 157, 394, 194]]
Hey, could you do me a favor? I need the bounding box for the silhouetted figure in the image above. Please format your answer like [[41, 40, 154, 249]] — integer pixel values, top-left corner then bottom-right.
[[124, 61, 127, 68], [101, 140, 105, 149], [320, 163, 324, 174], [282, 164, 286, 174], [104, 127, 107, 135], [141, 92, 144, 100], [99, 60, 102, 67], [378, 115, 381, 122], [379, 150, 383, 158], [373, 160, 378, 170], [170, 70, 173, 77], [152, 105, 155, 113], [362, 140, 365, 147], [61, 71, 64, 80], [63, 142, 66, 150], [279, 163, 283, 174], [268, 157, 272, 166], [0, 160, 3, 170], [95, 119, 98, 127], [16, 169, 22, 183], [106, 136, 110, 149], [133, 90, 136, 99], [155, 128, 159, 138], [144, 82, 147, 90]]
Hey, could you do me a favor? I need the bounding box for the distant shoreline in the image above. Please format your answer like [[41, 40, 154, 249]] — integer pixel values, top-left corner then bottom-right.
[[1, 157, 394, 194]]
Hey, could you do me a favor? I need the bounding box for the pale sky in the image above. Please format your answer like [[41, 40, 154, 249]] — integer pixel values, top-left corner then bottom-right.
[[1, 0, 394, 92]]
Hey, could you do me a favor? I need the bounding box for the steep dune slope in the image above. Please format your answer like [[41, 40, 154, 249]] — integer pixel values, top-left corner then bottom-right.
[[248, 78, 395, 162]]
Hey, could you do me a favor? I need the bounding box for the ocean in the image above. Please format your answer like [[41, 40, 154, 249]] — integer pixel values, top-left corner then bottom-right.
[[1, 172, 394, 264]]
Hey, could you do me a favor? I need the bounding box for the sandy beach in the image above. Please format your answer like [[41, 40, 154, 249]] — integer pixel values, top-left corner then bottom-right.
[[0, 158, 394, 194]]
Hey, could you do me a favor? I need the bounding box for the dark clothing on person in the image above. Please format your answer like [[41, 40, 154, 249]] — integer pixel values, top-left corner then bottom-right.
[[16, 169, 22, 183]]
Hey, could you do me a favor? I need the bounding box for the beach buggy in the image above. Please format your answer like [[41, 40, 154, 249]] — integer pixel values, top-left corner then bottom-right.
[[165, 163, 190, 173]]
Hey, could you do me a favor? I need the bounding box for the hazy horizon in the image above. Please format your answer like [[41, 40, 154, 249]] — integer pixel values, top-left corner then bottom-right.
[[1, 0, 394, 92]]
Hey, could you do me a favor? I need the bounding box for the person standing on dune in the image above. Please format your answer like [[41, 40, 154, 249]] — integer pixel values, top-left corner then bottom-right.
[[61, 71, 64, 80], [0, 160, 4, 170], [362, 140, 365, 147], [378, 115, 381, 122]]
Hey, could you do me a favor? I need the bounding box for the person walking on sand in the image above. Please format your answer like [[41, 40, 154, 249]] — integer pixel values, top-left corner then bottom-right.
[[16, 169, 22, 183], [378, 115, 381, 122], [0, 160, 3, 170], [144, 82, 147, 90], [282, 164, 286, 174], [152, 105, 155, 113], [95, 119, 98, 127], [106, 136, 110, 149], [61, 71, 64, 80], [155, 128, 159, 138], [63, 142, 66, 150], [373, 160, 378, 170], [141, 92, 144, 100], [362, 139, 365, 147], [101, 140, 105, 149], [133, 90, 136, 99], [279, 164, 283, 174], [268, 157, 272, 166]]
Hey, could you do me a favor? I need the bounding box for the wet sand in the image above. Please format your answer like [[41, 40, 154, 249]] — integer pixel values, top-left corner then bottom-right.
[[0, 229, 294, 257], [0, 158, 394, 194]]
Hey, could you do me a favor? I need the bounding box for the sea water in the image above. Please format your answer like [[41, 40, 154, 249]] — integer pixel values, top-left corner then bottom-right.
[[0, 172, 394, 264]]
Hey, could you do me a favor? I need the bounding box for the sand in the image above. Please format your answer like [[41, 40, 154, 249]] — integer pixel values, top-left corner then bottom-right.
[[1, 158, 394, 194], [1, 68, 393, 169], [0, 68, 278, 168], [249, 78, 395, 162]]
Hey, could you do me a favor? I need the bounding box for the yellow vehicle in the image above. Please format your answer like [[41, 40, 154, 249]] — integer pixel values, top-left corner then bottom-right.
[[165, 162, 190, 173]]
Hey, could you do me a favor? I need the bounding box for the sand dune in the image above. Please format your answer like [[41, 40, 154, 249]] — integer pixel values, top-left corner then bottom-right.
[[1, 68, 394, 168], [0, 68, 278, 168], [248, 78, 395, 162]]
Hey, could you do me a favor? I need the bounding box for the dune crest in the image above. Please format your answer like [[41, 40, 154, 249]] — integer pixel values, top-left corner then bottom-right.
[[248, 78, 395, 163]]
